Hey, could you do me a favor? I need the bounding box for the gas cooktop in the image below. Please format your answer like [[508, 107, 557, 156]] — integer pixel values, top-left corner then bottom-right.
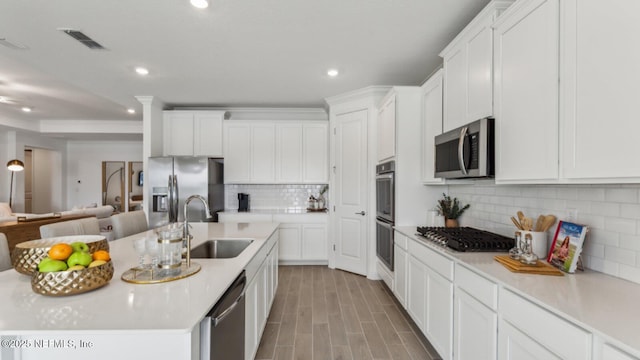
[[416, 226, 514, 252]]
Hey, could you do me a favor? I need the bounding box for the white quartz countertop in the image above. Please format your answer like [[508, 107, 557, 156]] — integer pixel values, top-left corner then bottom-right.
[[394, 226, 640, 355], [0, 222, 279, 335]]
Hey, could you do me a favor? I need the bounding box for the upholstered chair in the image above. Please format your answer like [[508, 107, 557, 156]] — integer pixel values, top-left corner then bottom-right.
[[110, 211, 148, 240], [39, 217, 101, 238]]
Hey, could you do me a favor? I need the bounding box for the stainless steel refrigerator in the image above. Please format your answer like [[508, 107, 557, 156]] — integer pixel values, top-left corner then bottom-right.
[[148, 157, 224, 228]]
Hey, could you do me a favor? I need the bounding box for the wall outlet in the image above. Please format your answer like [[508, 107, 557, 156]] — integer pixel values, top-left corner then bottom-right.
[[566, 208, 578, 222]]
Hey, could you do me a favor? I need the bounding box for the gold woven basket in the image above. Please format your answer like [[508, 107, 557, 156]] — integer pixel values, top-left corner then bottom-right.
[[31, 260, 114, 296], [12, 235, 109, 275]]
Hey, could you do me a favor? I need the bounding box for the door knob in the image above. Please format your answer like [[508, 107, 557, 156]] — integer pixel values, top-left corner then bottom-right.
[[355, 211, 366, 216]]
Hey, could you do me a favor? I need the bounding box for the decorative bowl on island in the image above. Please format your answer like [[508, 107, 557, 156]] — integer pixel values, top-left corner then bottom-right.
[[11, 235, 109, 275], [31, 260, 114, 296]]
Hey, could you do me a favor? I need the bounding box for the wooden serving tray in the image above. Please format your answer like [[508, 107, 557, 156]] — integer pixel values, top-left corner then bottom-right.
[[494, 255, 564, 276]]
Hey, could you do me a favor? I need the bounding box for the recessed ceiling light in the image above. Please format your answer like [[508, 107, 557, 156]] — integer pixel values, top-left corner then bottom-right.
[[327, 69, 339, 77], [22, 107, 32, 112], [127, 108, 136, 114], [135, 67, 149, 76], [190, 0, 209, 9]]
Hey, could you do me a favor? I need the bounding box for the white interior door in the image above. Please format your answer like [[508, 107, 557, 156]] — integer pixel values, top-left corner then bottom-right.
[[333, 109, 368, 275]]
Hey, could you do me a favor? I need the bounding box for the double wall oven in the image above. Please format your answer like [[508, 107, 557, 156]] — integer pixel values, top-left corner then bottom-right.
[[376, 161, 395, 271]]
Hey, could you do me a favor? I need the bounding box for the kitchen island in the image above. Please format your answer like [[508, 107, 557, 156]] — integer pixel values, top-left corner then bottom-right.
[[0, 222, 279, 360]]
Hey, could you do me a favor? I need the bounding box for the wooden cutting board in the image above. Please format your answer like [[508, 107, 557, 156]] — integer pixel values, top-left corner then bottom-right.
[[494, 255, 564, 276]]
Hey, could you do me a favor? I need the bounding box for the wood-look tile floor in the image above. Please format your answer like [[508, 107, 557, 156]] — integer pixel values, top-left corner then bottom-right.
[[255, 265, 441, 360]]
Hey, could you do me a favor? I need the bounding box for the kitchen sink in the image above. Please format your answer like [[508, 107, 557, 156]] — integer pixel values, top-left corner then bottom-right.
[[190, 239, 254, 259]]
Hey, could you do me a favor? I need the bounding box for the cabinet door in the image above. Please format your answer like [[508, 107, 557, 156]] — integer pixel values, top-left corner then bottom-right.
[[377, 95, 396, 162], [224, 122, 251, 183], [407, 255, 426, 331], [498, 320, 560, 360], [393, 244, 407, 307], [276, 124, 303, 183], [494, 0, 559, 182], [257, 261, 268, 333], [194, 113, 223, 157], [466, 21, 494, 122], [251, 124, 276, 183], [303, 123, 329, 183], [164, 112, 194, 156], [442, 47, 467, 132], [454, 288, 497, 360], [302, 224, 327, 260], [421, 69, 445, 184], [426, 267, 453, 360], [561, 0, 640, 181], [245, 276, 258, 360], [278, 224, 301, 260]]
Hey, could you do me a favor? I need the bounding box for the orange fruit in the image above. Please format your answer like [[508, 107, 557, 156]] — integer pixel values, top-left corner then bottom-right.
[[48, 243, 73, 260], [92, 250, 111, 262]]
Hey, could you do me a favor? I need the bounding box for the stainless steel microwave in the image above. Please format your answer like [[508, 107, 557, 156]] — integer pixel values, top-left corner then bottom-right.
[[434, 117, 494, 179]]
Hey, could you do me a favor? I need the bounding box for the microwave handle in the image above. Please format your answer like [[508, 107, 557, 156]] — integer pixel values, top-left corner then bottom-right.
[[458, 126, 468, 175]]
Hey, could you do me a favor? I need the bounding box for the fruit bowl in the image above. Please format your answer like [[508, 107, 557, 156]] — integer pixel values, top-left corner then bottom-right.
[[11, 235, 109, 275], [31, 260, 114, 296]]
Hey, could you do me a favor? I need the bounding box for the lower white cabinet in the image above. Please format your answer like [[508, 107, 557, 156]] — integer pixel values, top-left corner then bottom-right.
[[499, 320, 560, 360], [406, 239, 453, 360], [454, 288, 497, 360], [393, 243, 408, 307], [278, 223, 327, 262], [245, 235, 278, 360]]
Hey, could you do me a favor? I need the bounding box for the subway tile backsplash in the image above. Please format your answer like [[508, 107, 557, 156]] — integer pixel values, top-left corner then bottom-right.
[[447, 184, 640, 285], [225, 184, 326, 211]]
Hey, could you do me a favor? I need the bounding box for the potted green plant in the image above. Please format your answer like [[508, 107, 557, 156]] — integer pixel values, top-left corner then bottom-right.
[[436, 193, 470, 227]]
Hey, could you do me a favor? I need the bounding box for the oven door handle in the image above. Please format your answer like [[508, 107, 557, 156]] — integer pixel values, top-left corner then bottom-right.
[[458, 126, 469, 175]]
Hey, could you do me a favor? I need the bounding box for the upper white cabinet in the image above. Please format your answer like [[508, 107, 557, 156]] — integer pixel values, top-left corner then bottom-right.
[[493, 0, 559, 182], [420, 69, 445, 184], [224, 120, 328, 184], [163, 111, 226, 157], [440, 1, 514, 133], [560, 0, 640, 181], [377, 94, 396, 162]]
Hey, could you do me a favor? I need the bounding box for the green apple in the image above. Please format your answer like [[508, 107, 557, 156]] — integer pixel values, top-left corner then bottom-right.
[[66, 251, 93, 267], [39, 259, 68, 272], [70, 241, 89, 253]]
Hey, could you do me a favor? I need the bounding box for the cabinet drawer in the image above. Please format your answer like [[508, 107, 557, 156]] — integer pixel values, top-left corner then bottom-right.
[[408, 238, 453, 281], [455, 263, 497, 310], [394, 231, 408, 251], [500, 288, 591, 360]]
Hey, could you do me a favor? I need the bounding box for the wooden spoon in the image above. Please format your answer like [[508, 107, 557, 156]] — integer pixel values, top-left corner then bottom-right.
[[535, 215, 545, 231], [511, 216, 523, 230], [541, 215, 557, 232], [517, 211, 525, 226]]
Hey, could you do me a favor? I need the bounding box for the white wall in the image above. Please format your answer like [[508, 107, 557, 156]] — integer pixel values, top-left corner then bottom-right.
[[446, 183, 640, 285], [66, 141, 143, 210]]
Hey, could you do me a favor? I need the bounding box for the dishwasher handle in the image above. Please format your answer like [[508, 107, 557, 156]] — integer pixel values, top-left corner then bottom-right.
[[211, 273, 246, 328]]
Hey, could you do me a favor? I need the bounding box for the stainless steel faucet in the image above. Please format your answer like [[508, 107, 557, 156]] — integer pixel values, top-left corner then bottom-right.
[[183, 195, 213, 267]]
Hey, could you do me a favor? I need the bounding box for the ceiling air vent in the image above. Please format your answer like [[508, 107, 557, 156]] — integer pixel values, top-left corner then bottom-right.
[[0, 37, 29, 50], [58, 29, 106, 50]]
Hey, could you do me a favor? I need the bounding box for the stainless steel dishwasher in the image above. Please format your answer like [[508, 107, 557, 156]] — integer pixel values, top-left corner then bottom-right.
[[200, 271, 246, 360]]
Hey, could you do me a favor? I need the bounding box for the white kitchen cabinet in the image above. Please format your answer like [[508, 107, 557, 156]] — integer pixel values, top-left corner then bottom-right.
[[420, 69, 445, 184], [302, 122, 329, 183], [440, 1, 513, 132], [560, 0, 640, 182], [596, 342, 640, 360], [224, 122, 252, 183], [454, 288, 497, 360], [278, 223, 302, 261], [377, 94, 396, 162], [224, 120, 328, 184], [499, 288, 591, 360], [393, 231, 408, 307], [163, 111, 225, 157], [493, 0, 560, 183], [251, 123, 276, 183], [406, 238, 454, 360], [276, 123, 303, 183], [301, 224, 327, 260], [245, 234, 278, 360]]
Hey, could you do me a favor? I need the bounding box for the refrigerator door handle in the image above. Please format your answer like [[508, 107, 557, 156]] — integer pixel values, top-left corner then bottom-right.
[[168, 175, 175, 222]]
